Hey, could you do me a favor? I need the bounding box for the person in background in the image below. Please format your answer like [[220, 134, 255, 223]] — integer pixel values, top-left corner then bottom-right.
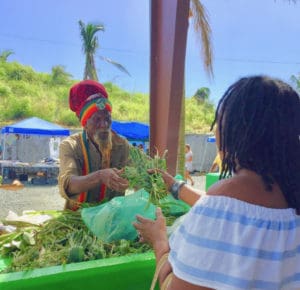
[[209, 151, 223, 173], [184, 144, 194, 186], [138, 143, 144, 152], [58, 80, 129, 210], [134, 75, 300, 290]]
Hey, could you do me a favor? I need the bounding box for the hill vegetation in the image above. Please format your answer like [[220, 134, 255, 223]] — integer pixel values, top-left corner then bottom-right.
[[0, 60, 215, 133]]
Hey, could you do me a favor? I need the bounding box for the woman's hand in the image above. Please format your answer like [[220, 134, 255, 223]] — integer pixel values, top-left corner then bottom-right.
[[100, 168, 129, 192], [147, 168, 176, 191], [133, 207, 169, 253]]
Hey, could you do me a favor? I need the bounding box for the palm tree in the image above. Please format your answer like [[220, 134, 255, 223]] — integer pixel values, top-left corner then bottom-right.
[[99, 56, 131, 77], [177, 0, 213, 176], [78, 20, 131, 81], [0, 49, 14, 62], [193, 87, 211, 103], [79, 20, 104, 81], [51, 65, 73, 85], [291, 74, 300, 93]]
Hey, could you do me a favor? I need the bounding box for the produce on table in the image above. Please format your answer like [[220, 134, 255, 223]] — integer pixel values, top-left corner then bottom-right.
[[0, 210, 150, 273]]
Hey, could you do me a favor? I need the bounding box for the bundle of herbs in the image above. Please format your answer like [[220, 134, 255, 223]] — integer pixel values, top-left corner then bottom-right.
[[122, 147, 168, 205], [0, 210, 150, 273]]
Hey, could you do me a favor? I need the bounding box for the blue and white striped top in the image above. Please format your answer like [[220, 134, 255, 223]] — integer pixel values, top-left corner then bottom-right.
[[169, 195, 300, 290]]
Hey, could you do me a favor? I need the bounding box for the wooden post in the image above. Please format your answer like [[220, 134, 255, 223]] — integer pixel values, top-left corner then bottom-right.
[[150, 0, 190, 175]]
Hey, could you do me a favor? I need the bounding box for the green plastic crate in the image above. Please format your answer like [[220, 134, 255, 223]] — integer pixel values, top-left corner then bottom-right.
[[0, 252, 158, 290], [205, 172, 220, 191]]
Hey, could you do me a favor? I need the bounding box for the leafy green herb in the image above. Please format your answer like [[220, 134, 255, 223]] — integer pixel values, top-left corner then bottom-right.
[[0, 210, 151, 273], [122, 147, 168, 204]]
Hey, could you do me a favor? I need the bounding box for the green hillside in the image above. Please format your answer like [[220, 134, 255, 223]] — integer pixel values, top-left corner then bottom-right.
[[0, 61, 215, 133]]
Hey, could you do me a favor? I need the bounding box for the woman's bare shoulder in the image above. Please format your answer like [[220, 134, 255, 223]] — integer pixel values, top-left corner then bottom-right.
[[206, 177, 238, 197], [206, 172, 264, 203], [205, 176, 262, 206], [205, 171, 288, 209], [206, 170, 264, 198]]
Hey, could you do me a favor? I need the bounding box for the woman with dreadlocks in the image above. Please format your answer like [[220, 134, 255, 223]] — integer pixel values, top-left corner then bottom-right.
[[133, 76, 300, 290]]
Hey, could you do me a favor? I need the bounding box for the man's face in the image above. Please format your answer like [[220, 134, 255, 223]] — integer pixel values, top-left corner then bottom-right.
[[85, 110, 112, 142]]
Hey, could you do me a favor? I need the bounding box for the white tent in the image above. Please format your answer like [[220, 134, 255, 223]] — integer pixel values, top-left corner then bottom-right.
[[1, 117, 70, 162]]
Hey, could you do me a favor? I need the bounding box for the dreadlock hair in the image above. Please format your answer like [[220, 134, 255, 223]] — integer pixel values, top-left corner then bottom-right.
[[211, 75, 300, 211]]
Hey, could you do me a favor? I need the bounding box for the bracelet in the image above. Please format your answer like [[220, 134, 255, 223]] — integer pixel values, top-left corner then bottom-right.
[[150, 252, 170, 290], [170, 180, 186, 199]]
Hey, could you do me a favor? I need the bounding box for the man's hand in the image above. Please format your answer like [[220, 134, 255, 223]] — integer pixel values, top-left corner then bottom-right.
[[100, 168, 129, 192]]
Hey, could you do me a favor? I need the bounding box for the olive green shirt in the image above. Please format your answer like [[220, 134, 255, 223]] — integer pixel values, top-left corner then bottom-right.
[[58, 131, 130, 209]]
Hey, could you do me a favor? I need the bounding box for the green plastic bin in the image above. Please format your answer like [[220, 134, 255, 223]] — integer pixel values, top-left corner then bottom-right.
[[0, 252, 158, 290], [205, 172, 220, 191]]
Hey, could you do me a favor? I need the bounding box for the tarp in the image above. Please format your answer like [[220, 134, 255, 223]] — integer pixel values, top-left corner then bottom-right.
[[1, 118, 147, 140], [207, 136, 216, 143], [1, 117, 70, 136], [112, 121, 149, 141]]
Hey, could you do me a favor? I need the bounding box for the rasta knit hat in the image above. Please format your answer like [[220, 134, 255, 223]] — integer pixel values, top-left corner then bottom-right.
[[69, 80, 112, 126]]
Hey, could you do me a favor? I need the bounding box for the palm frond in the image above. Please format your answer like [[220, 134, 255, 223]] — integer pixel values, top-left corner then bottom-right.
[[99, 56, 131, 77], [0, 49, 14, 62], [190, 0, 214, 78], [78, 20, 104, 53]]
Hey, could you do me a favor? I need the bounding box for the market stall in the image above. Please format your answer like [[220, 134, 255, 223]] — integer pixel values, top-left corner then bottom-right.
[[1, 117, 70, 163], [112, 120, 149, 151], [0, 160, 59, 185]]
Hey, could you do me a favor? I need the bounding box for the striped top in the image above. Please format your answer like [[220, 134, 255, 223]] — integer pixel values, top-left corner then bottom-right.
[[169, 195, 300, 290]]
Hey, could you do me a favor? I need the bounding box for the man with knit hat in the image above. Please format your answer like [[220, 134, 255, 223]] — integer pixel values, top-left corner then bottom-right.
[[58, 80, 130, 210]]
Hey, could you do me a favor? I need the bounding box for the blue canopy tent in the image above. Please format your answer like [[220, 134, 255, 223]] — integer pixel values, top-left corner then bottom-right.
[[207, 136, 216, 143], [1, 117, 70, 161], [112, 121, 149, 141], [1, 117, 70, 136]]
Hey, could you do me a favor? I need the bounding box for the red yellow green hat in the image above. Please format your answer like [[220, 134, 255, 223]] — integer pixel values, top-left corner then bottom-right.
[[69, 80, 112, 126]]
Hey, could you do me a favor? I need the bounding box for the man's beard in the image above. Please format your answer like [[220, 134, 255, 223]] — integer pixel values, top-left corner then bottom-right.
[[93, 129, 112, 168]]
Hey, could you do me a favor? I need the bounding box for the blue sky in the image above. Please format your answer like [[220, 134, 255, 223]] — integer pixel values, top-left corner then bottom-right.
[[1, 0, 300, 104]]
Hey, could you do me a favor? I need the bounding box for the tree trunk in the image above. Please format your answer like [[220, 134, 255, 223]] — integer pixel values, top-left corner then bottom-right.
[[84, 54, 98, 81], [177, 86, 186, 178]]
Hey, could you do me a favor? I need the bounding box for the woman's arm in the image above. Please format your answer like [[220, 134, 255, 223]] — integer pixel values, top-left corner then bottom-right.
[[178, 184, 202, 206], [168, 275, 213, 290], [133, 208, 171, 285], [134, 208, 213, 290], [209, 163, 217, 173]]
